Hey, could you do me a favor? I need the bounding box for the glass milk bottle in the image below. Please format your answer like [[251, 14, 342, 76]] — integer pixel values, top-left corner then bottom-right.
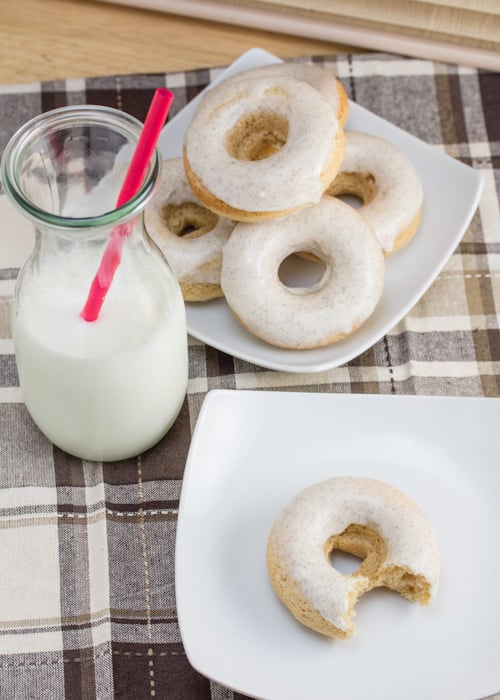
[[1, 105, 188, 462]]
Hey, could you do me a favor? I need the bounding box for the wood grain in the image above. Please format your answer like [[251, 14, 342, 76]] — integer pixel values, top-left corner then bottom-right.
[[244, 0, 500, 48], [0, 0, 359, 85], [94, 0, 500, 70]]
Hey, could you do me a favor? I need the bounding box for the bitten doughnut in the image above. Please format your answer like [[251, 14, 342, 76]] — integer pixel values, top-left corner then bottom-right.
[[327, 131, 424, 255], [220, 196, 384, 349], [212, 61, 349, 127], [183, 76, 345, 222], [144, 158, 235, 302], [267, 476, 441, 639]]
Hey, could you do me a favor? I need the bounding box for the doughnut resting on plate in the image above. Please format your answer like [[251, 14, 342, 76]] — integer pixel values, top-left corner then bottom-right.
[[327, 131, 424, 255], [267, 476, 441, 639], [183, 75, 345, 222], [220, 197, 385, 349], [144, 157, 236, 302]]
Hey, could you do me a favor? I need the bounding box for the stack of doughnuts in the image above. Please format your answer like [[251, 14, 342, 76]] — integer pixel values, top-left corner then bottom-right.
[[145, 62, 424, 350]]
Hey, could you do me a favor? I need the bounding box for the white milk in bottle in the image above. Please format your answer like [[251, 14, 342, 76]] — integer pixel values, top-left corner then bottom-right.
[[2, 104, 188, 461], [13, 246, 188, 462]]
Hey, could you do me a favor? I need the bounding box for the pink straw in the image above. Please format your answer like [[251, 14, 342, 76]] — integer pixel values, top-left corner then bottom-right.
[[80, 88, 174, 322]]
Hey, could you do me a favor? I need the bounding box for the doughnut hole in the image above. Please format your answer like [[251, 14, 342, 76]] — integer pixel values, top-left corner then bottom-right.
[[278, 251, 327, 289], [327, 171, 376, 207], [336, 193, 363, 209], [325, 524, 387, 579], [330, 550, 364, 575], [225, 109, 289, 161], [161, 201, 219, 239]]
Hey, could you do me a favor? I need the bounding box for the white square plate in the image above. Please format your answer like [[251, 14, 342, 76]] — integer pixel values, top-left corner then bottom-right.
[[176, 390, 500, 700], [158, 48, 483, 373]]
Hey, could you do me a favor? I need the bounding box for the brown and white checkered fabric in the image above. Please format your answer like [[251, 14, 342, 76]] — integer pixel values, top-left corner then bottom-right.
[[0, 53, 499, 699]]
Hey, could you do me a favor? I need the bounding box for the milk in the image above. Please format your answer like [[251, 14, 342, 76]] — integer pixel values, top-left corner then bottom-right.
[[13, 246, 188, 462]]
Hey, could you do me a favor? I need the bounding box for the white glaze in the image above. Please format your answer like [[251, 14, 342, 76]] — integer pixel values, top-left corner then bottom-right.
[[220, 197, 384, 349], [209, 62, 348, 125], [268, 477, 441, 632], [145, 157, 235, 284], [335, 131, 424, 254], [184, 76, 340, 213]]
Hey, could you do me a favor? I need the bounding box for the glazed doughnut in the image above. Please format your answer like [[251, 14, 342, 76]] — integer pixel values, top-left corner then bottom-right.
[[144, 158, 235, 302], [267, 476, 441, 639], [220, 196, 384, 349], [183, 76, 345, 222], [210, 61, 349, 127], [327, 131, 424, 255]]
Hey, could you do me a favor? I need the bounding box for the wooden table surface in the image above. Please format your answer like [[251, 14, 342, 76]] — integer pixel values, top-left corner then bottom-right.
[[0, 0, 361, 85]]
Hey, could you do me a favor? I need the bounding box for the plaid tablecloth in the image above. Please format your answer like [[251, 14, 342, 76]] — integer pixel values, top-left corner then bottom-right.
[[0, 51, 499, 700]]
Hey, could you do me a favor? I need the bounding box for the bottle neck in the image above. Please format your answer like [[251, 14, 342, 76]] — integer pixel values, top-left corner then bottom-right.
[[1, 104, 161, 239]]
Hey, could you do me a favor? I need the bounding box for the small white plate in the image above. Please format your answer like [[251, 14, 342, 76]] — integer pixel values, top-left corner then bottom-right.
[[159, 48, 483, 373], [176, 390, 500, 700]]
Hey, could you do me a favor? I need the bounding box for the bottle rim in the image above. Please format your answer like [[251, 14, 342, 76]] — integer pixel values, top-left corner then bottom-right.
[[0, 104, 161, 231]]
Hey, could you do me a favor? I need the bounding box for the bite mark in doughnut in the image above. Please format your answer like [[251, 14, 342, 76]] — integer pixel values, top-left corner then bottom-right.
[[267, 477, 441, 639], [220, 197, 384, 349], [183, 76, 345, 222], [327, 131, 424, 255], [144, 158, 235, 302]]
